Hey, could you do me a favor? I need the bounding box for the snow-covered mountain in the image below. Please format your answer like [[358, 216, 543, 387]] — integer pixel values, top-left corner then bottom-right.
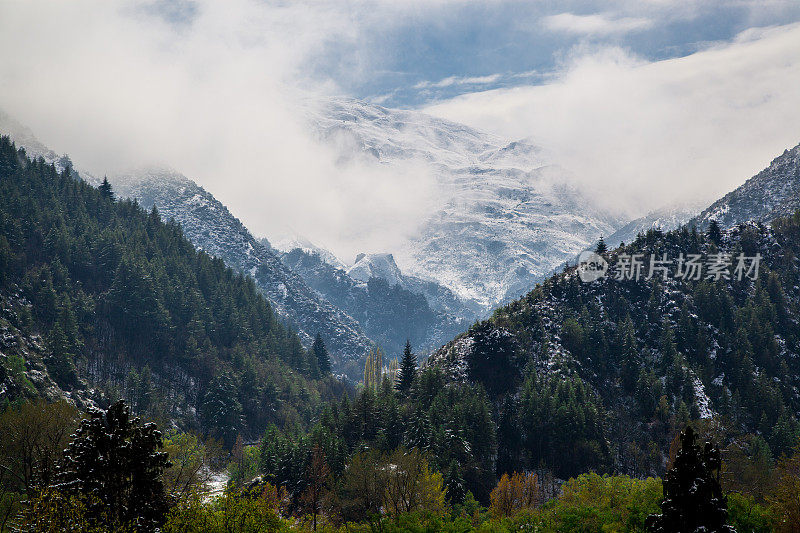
[[346, 253, 403, 287], [280, 247, 476, 357], [307, 98, 623, 311], [692, 141, 800, 230], [109, 170, 373, 375]]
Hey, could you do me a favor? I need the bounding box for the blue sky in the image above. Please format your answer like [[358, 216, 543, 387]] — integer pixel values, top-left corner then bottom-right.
[[302, 1, 800, 108]]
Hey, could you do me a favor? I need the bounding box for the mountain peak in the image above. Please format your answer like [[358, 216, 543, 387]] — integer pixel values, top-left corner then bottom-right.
[[347, 253, 403, 287]]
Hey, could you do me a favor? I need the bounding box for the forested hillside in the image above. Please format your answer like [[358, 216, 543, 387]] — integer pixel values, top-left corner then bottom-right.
[[430, 214, 800, 479], [0, 137, 346, 445], [111, 170, 374, 377]]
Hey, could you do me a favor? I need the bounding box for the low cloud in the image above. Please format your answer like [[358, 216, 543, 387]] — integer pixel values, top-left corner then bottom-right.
[[425, 23, 800, 217], [414, 74, 503, 90], [542, 12, 653, 36], [0, 0, 440, 261], [1, 1, 798, 261]]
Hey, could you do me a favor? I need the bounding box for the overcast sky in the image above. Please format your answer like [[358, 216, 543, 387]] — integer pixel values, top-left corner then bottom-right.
[[1, 0, 799, 258]]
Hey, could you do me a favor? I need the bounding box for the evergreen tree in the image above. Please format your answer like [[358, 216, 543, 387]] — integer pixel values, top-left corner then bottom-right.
[[312, 334, 331, 375], [57, 400, 170, 531], [708, 219, 722, 245], [98, 177, 114, 200], [444, 460, 467, 504], [646, 426, 733, 532], [396, 340, 417, 392], [466, 322, 520, 397], [200, 373, 243, 449], [405, 408, 432, 451], [595, 236, 608, 255]]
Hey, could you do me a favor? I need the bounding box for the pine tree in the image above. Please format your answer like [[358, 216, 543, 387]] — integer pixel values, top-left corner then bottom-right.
[[312, 334, 331, 375], [646, 426, 734, 532], [200, 373, 243, 449], [405, 408, 431, 451], [57, 400, 170, 531], [396, 340, 416, 392], [595, 236, 608, 255], [707, 219, 722, 245], [98, 177, 114, 200]]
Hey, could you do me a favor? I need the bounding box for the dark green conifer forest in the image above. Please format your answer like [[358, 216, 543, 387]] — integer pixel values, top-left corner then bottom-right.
[[0, 136, 345, 440]]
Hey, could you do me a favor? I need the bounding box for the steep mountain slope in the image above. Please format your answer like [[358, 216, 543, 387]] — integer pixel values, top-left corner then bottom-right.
[[429, 214, 800, 478], [110, 170, 373, 376], [693, 141, 800, 229], [342, 252, 481, 320], [0, 137, 342, 441], [0, 110, 87, 181], [279, 247, 477, 356], [604, 203, 704, 249], [596, 140, 800, 251], [308, 98, 622, 311]]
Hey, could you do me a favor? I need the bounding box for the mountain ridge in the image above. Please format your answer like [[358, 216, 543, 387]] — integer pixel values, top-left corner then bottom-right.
[[110, 169, 374, 377]]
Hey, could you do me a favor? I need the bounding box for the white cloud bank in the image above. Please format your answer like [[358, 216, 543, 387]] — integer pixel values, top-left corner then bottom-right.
[[425, 23, 800, 217], [1, 1, 799, 259], [542, 12, 653, 36]]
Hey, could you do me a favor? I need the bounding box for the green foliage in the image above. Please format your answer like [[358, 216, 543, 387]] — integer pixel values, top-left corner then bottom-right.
[[14, 488, 105, 533], [163, 489, 289, 533], [465, 322, 520, 397], [396, 340, 416, 393], [162, 432, 224, 500], [476, 212, 800, 477], [200, 372, 244, 448], [0, 399, 82, 495], [312, 334, 331, 376], [229, 438, 262, 488], [548, 474, 662, 532], [520, 372, 609, 478], [726, 492, 775, 533]]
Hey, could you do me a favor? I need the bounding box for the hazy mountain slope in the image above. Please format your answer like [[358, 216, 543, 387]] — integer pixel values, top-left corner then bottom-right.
[[0, 110, 88, 181], [693, 141, 800, 229], [344, 252, 481, 320], [110, 170, 373, 375], [309, 98, 622, 311], [604, 203, 704, 249]]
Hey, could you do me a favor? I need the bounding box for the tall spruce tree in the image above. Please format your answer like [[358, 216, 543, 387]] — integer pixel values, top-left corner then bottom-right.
[[57, 400, 170, 531], [595, 236, 608, 255], [200, 373, 243, 449], [396, 340, 416, 392], [707, 219, 722, 245], [98, 176, 114, 200], [312, 334, 331, 375], [646, 426, 733, 532]]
